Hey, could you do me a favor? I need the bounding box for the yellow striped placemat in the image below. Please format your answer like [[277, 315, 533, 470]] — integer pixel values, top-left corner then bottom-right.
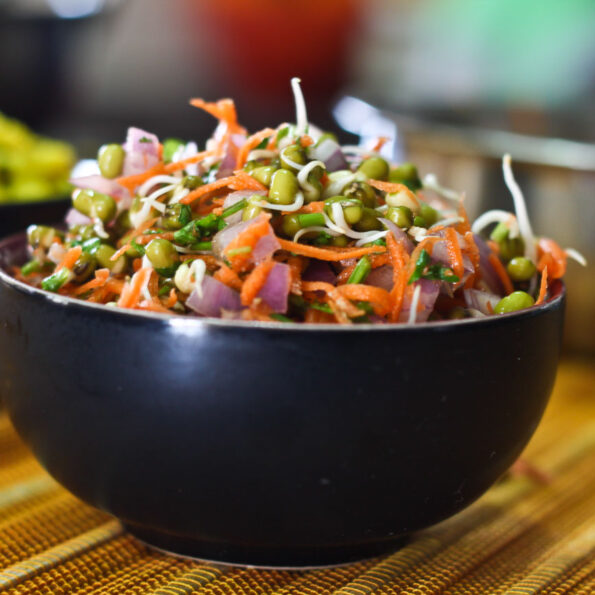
[[1, 358, 594, 594]]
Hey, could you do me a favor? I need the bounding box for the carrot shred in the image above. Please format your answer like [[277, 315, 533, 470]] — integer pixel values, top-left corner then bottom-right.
[[301, 281, 335, 293], [179, 171, 266, 205], [537, 238, 566, 279], [73, 268, 110, 295], [164, 288, 178, 308], [213, 264, 243, 291], [112, 216, 160, 261], [295, 201, 324, 214], [164, 150, 216, 174], [337, 263, 357, 284], [368, 180, 420, 206], [135, 232, 175, 245], [535, 265, 549, 305], [240, 259, 275, 306], [386, 233, 409, 321], [189, 98, 246, 135], [117, 267, 152, 309], [299, 135, 314, 147], [137, 299, 173, 314], [235, 127, 276, 169], [225, 213, 273, 272], [56, 246, 82, 272], [463, 231, 481, 288], [488, 252, 514, 295], [116, 163, 166, 194], [444, 227, 465, 279], [371, 137, 389, 152], [455, 203, 472, 234], [335, 284, 392, 317], [278, 239, 385, 262]]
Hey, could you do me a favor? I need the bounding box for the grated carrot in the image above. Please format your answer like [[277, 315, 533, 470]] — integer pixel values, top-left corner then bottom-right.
[[371, 136, 389, 152], [335, 284, 392, 317], [116, 163, 166, 194], [368, 180, 420, 206], [111, 217, 160, 261], [278, 239, 385, 261], [444, 227, 465, 279], [213, 264, 243, 291], [537, 238, 566, 279], [164, 150, 216, 174], [117, 267, 152, 309], [235, 128, 276, 169], [535, 265, 549, 305], [73, 268, 110, 295], [56, 246, 82, 272], [179, 171, 266, 205], [225, 213, 273, 272], [189, 98, 246, 135], [240, 259, 275, 306], [488, 252, 514, 295]]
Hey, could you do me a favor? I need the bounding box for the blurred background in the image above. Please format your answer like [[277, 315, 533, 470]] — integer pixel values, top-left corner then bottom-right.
[[0, 0, 593, 353]]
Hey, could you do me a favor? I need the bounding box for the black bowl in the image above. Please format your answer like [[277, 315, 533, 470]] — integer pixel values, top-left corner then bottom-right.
[[0, 196, 70, 239], [0, 233, 565, 567]]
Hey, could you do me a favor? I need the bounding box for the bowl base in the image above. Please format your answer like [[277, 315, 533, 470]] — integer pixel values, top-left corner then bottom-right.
[[125, 524, 409, 569]]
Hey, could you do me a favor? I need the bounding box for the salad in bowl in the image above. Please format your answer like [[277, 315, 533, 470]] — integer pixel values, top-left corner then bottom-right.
[[12, 79, 584, 324]]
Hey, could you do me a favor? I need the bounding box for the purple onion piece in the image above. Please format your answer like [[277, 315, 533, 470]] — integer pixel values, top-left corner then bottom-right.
[[69, 175, 130, 200], [258, 262, 291, 313], [121, 127, 160, 176], [186, 276, 242, 318], [309, 138, 349, 172], [366, 265, 394, 291], [64, 208, 92, 227], [212, 214, 280, 265], [216, 134, 246, 179], [474, 234, 505, 294], [464, 288, 502, 315], [378, 218, 414, 254], [303, 260, 337, 285], [399, 279, 441, 323]]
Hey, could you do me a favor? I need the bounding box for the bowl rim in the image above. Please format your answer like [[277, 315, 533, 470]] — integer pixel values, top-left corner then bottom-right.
[[0, 195, 71, 208], [0, 231, 565, 333]]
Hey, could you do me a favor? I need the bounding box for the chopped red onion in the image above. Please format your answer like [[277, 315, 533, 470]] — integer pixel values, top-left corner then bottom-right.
[[216, 134, 246, 179], [399, 279, 440, 323], [464, 288, 502, 316], [474, 234, 505, 294], [252, 232, 281, 263], [366, 265, 394, 291], [186, 275, 242, 317], [378, 218, 414, 253], [309, 138, 348, 172], [122, 127, 160, 176], [257, 262, 291, 313], [212, 214, 279, 265], [64, 208, 92, 227], [69, 175, 129, 200], [303, 260, 337, 285]]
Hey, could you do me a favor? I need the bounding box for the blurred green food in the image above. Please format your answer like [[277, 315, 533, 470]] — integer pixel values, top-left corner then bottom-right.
[[0, 112, 75, 204]]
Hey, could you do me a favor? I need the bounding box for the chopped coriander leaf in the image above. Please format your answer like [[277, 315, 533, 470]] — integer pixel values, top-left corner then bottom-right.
[[276, 126, 290, 142], [81, 238, 101, 254], [255, 137, 270, 150], [130, 239, 145, 256], [139, 136, 151, 143], [178, 204, 192, 226], [270, 313, 292, 322], [21, 260, 41, 276], [41, 268, 71, 292], [310, 302, 333, 314], [408, 249, 431, 284]]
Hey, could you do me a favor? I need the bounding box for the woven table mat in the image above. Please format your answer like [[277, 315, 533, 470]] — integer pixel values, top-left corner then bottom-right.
[[1, 360, 594, 594]]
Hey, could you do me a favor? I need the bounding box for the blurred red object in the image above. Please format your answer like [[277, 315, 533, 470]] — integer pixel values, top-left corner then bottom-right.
[[187, 0, 361, 126]]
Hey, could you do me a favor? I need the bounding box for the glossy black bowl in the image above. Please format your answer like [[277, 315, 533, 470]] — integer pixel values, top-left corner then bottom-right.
[[0, 233, 565, 567], [0, 196, 70, 239]]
